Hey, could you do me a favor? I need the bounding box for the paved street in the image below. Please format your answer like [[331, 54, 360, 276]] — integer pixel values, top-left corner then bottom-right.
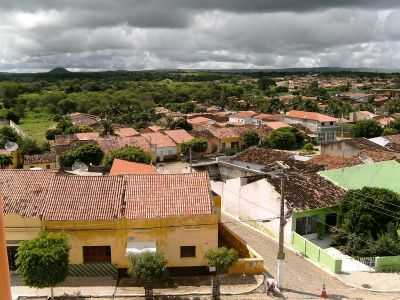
[[222, 214, 400, 300]]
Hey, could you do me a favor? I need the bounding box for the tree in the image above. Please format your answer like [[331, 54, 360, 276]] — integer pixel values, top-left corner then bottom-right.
[[352, 119, 383, 138], [167, 117, 193, 131], [180, 138, 208, 155], [60, 143, 104, 168], [205, 247, 239, 299], [128, 252, 168, 300], [258, 77, 276, 91], [0, 154, 12, 168], [333, 187, 400, 257], [388, 118, 400, 132], [0, 126, 19, 147], [100, 118, 114, 136], [383, 127, 398, 136], [242, 130, 260, 148], [102, 146, 153, 169], [16, 232, 70, 299], [19, 138, 43, 155], [264, 127, 305, 150]]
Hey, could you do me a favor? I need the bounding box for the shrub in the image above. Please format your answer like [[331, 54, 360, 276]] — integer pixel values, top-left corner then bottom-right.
[[102, 146, 152, 169]]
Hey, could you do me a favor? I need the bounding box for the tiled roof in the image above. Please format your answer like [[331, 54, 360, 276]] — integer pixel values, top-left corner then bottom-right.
[[42, 176, 125, 221], [115, 127, 139, 137], [0, 170, 56, 218], [97, 136, 151, 153], [75, 132, 100, 141], [124, 173, 213, 219], [141, 132, 177, 148], [265, 121, 290, 130], [68, 112, 100, 127], [148, 125, 162, 132], [207, 126, 240, 140], [110, 159, 157, 175], [24, 153, 56, 165], [254, 114, 282, 121], [1, 171, 214, 221], [164, 129, 193, 144], [286, 110, 337, 122], [230, 111, 257, 119], [188, 116, 214, 125]]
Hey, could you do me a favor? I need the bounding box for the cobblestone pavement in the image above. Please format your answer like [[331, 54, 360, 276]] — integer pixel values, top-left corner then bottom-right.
[[222, 214, 400, 300]]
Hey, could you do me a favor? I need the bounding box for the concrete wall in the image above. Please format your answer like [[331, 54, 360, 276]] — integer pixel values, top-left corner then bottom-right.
[[292, 232, 342, 273], [321, 140, 360, 158], [211, 177, 292, 243]]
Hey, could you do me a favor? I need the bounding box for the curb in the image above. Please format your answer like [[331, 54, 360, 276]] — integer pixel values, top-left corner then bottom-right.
[[224, 212, 400, 294]]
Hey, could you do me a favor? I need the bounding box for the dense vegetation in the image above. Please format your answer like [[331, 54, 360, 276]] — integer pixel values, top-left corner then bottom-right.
[[333, 187, 400, 257]]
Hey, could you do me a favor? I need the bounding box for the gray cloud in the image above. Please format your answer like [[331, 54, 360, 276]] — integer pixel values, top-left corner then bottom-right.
[[0, 1, 400, 71]]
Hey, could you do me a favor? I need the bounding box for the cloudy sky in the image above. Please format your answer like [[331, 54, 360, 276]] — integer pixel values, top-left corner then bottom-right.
[[2, 1, 400, 72]]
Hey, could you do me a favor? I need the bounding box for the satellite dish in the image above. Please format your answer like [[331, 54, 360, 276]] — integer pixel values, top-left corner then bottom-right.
[[4, 141, 18, 152]]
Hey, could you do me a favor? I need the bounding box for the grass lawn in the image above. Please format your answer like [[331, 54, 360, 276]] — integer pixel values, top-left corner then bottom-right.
[[19, 111, 56, 143]]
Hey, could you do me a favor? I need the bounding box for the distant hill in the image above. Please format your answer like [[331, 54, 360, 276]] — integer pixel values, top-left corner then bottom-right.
[[48, 67, 71, 74]]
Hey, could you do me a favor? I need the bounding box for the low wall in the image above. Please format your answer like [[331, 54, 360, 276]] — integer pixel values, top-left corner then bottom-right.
[[219, 224, 265, 275], [292, 232, 342, 274], [375, 256, 400, 272]]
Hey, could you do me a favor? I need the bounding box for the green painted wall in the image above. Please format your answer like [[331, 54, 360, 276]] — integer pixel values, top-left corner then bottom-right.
[[293, 206, 339, 237], [292, 232, 342, 274], [375, 256, 400, 272]]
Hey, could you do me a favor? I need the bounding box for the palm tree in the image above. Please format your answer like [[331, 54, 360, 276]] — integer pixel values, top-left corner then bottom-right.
[[0, 155, 12, 169]]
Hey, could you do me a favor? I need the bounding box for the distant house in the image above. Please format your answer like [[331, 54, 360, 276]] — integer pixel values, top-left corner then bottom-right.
[[228, 111, 258, 126], [284, 110, 338, 144], [23, 153, 57, 170], [187, 116, 216, 130], [2, 170, 219, 272], [164, 129, 193, 154], [109, 159, 156, 175], [254, 113, 282, 124], [198, 126, 241, 154], [349, 111, 378, 122], [97, 135, 152, 154], [115, 127, 140, 137], [142, 132, 178, 161], [336, 92, 373, 103]]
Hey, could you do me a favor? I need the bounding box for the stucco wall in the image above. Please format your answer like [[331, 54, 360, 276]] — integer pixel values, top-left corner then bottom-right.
[[212, 178, 292, 243], [44, 214, 218, 269], [4, 214, 42, 242]]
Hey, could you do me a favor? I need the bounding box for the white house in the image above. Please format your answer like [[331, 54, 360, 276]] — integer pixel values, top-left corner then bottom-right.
[[228, 111, 258, 126]]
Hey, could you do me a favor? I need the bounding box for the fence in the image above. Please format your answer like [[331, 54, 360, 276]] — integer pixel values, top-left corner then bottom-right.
[[292, 232, 342, 274], [354, 256, 376, 269]]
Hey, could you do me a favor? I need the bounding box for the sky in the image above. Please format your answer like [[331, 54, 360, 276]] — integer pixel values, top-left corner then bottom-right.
[[2, 1, 400, 72]]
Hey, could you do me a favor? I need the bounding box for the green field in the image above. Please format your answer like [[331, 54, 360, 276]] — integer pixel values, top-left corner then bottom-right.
[[19, 111, 56, 143]]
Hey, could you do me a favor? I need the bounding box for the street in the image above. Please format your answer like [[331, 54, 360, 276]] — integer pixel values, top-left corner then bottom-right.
[[222, 214, 400, 300]]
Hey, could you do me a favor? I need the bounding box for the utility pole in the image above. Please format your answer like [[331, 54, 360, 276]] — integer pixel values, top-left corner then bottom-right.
[[275, 161, 289, 289]]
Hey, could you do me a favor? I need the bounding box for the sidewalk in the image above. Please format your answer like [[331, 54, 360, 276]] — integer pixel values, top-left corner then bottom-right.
[[338, 271, 400, 292], [12, 274, 264, 299]]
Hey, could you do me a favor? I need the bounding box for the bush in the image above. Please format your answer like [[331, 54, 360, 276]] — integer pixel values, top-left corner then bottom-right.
[[102, 146, 152, 169], [241, 130, 260, 148], [383, 127, 398, 136], [181, 138, 208, 155], [352, 119, 383, 138], [46, 128, 63, 140], [60, 143, 104, 167]]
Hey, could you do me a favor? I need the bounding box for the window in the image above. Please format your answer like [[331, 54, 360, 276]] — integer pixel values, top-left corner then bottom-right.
[[83, 246, 111, 263], [180, 246, 196, 258], [46, 164, 51, 169]]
